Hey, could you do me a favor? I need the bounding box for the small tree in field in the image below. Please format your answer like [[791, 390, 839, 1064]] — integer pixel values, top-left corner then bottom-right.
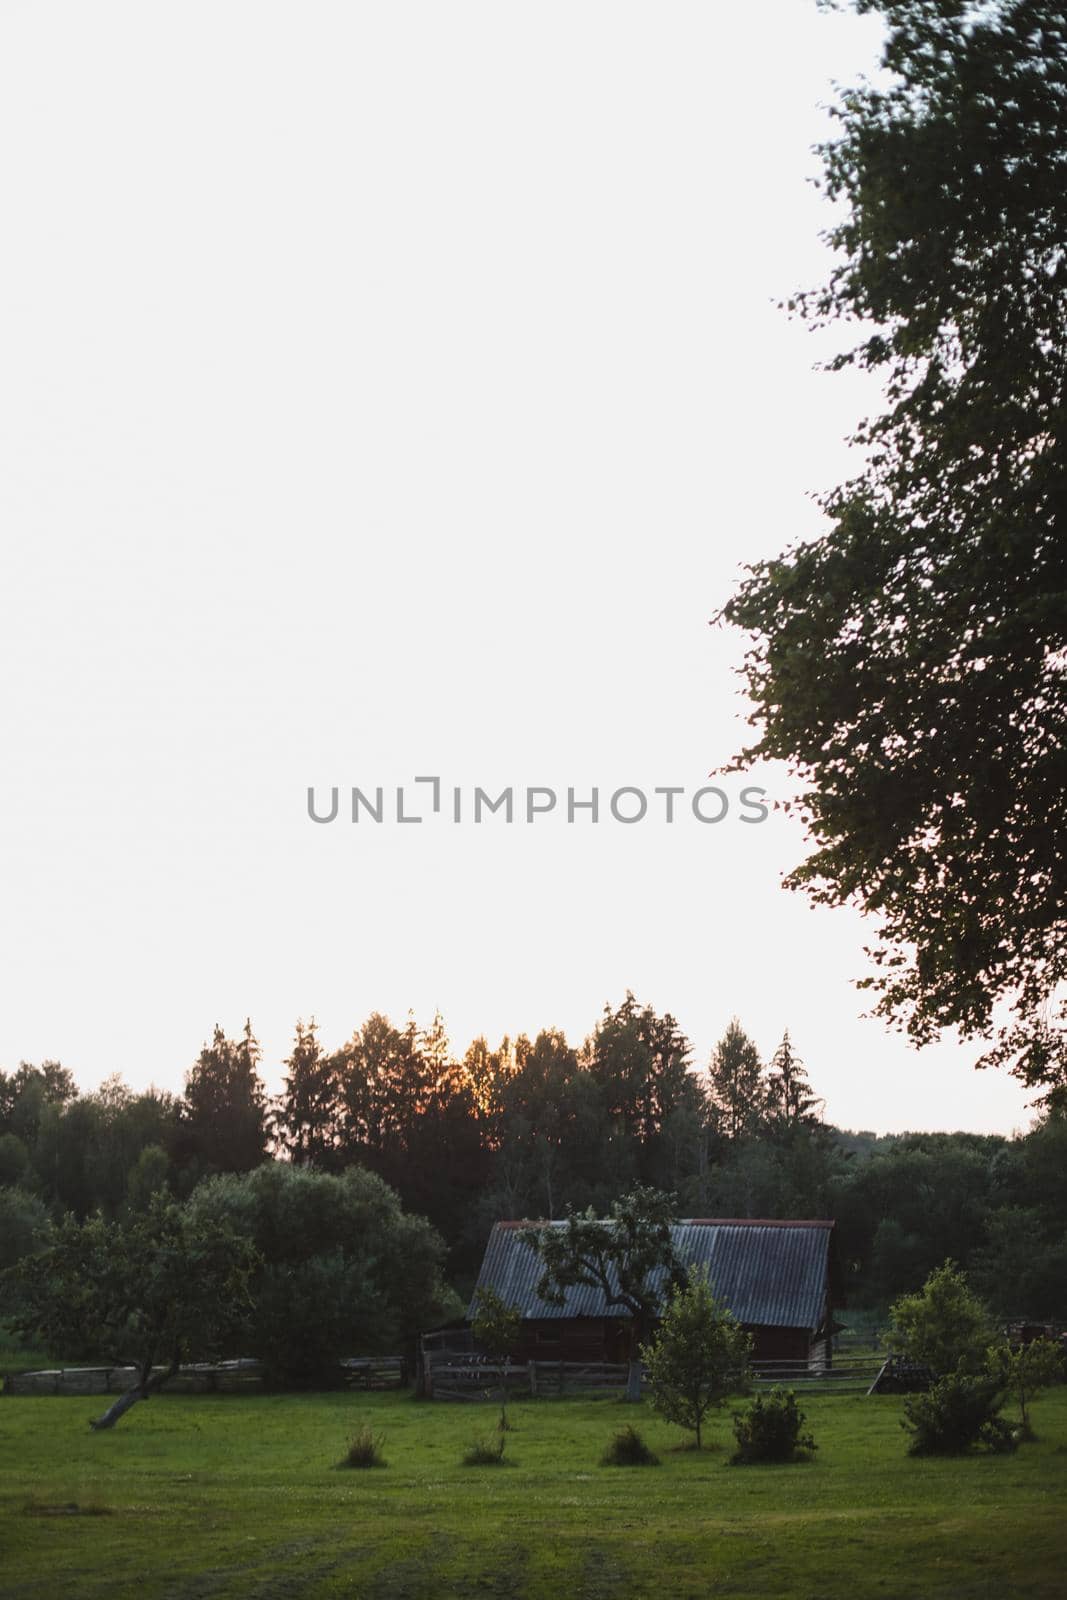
[[471, 1286, 523, 1423], [887, 1260, 993, 1376], [987, 1338, 1064, 1441], [641, 1265, 752, 1449], [5, 1195, 258, 1430]]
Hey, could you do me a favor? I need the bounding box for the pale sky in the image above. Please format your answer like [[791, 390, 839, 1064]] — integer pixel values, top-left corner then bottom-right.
[[0, 2, 1034, 1136]]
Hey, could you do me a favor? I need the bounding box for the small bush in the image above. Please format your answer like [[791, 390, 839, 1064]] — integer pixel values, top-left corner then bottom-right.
[[902, 1371, 1017, 1457], [341, 1425, 387, 1469], [731, 1389, 817, 1465], [600, 1424, 660, 1467], [462, 1434, 508, 1466]]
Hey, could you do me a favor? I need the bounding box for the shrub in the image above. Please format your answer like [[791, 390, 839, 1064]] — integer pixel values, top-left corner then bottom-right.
[[887, 1261, 993, 1376], [730, 1389, 817, 1465], [600, 1425, 660, 1467], [902, 1371, 1017, 1457], [341, 1425, 386, 1468], [461, 1435, 507, 1466]]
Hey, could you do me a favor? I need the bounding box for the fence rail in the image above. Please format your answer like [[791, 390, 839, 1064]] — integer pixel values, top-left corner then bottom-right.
[[423, 1351, 886, 1401], [340, 1356, 408, 1390], [3, 1360, 266, 1398], [750, 1355, 883, 1390], [426, 1358, 630, 1401], [4, 1354, 411, 1398]]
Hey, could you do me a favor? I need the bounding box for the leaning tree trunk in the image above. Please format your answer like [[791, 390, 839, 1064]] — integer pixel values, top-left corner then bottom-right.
[[90, 1357, 179, 1430]]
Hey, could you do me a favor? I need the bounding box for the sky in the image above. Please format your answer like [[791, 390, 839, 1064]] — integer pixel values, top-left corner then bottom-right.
[[0, 2, 1035, 1136]]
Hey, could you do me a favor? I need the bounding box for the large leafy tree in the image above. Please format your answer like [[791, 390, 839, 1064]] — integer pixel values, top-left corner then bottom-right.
[[721, 0, 1067, 1100], [186, 1163, 461, 1385], [5, 1196, 258, 1428], [529, 1185, 684, 1401]]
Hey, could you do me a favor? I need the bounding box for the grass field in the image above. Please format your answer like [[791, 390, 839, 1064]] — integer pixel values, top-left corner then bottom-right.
[[1, 1386, 1066, 1599]]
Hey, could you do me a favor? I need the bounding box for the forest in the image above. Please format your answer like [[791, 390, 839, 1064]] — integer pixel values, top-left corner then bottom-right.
[[3, 993, 1065, 1332]]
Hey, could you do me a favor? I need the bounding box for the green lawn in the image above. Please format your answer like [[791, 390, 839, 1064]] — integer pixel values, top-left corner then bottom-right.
[[1, 1387, 1065, 1599]]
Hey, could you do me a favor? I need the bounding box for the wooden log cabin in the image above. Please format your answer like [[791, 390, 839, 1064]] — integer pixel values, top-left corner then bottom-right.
[[469, 1217, 841, 1367]]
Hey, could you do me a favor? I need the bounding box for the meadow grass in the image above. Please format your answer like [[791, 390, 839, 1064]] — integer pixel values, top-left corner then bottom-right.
[[0, 1386, 1065, 1598]]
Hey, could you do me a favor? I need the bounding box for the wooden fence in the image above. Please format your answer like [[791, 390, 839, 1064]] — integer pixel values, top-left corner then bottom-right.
[[4, 1355, 410, 1398], [424, 1351, 885, 1401], [340, 1356, 408, 1390], [750, 1354, 884, 1392], [3, 1360, 266, 1398], [426, 1358, 629, 1402]]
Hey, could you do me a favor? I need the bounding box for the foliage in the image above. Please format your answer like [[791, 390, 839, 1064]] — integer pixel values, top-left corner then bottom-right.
[[901, 1370, 1016, 1457], [470, 1287, 523, 1361], [275, 1019, 339, 1169], [530, 1185, 683, 1399], [600, 1424, 659, 1466], [706, 1019, 764, 1139], [730, 1388, 817, 1465], [720, 0, 1067, 1099], [180, 1021, 269, 1176], [887, 1260, 993, 1375], [0, 1186, 52, 1277], [341, 1425, 387, 1468], [3, 1195, 258, 1426], [186, 1163, 460, 1385], [583, 993, 700, 1174], [6, 1009, 1067, 1320], [641, 1266, 752, 1448], [764, 1033, 823, 1130], [987, 1337, 1065, 1440], [126, 1143, 171, 1211]]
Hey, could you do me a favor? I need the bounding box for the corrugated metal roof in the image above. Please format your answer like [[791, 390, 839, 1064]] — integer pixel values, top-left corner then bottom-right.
[[470, 1218, 833, 1332]]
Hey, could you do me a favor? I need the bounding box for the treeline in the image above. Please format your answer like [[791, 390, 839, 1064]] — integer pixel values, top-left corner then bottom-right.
[[2, 993, 1066, 1316]]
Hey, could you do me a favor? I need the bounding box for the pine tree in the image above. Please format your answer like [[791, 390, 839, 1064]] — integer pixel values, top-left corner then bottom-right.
[[764, 1032, 823, 1130], [275, 1018, 339, 1167], [181, 1019, 268, 1175], [706, 1020, 764, 1140]]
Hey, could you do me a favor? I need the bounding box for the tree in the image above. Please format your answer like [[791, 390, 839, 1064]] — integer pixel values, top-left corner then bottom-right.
[[5, 1196, 258, 1428], [125, 1142, 171, 1211], [706, 1020, 764, 1140], [720, 0, 1067, 1101], [181, 1021, 269, 1175], [186, 1163, 461, 1386], [641, 1265, 752, 1448], [0, 1060, 77, 1146], [275, 1018, 339, 1167], [471, 1285, 523, 1419], [887, 1259, 994, 1376], [764, 1032, 823, 1130], [0, 1187, 52, 1277], [986, 1336, 1065, 1440], [529, 1185, 683, 1401], [584, 993, 697, 1175]]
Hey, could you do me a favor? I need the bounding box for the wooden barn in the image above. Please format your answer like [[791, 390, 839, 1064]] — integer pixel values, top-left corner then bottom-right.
[[469, 1217, 841, 1367]]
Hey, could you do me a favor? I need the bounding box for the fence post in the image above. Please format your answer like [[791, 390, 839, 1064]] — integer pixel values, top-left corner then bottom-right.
[[528, 1361, 538, 1398]]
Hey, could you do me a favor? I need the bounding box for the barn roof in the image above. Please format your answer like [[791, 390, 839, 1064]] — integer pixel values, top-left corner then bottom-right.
[[470, 1218, 835, 1332]]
